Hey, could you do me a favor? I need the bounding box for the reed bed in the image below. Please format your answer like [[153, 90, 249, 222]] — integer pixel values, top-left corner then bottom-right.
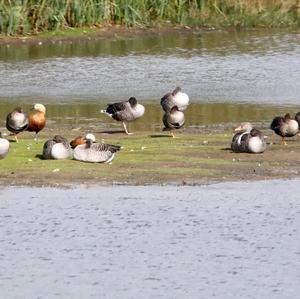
[[0, 0, 300, 35]]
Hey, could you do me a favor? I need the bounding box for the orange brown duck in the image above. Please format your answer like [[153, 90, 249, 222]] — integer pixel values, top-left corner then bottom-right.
[[70, 133, 96, 149], [27, 103, 46, 140]]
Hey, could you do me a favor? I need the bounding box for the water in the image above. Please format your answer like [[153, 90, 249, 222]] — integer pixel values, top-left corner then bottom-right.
[[0, 29, 300, 105], [1, 30, 300, 298], [1, 29, 300, 131], [0, 179, 299, 298]]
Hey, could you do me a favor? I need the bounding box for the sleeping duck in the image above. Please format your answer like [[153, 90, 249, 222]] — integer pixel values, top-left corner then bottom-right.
[[70, 133, 96, 149], [101, 97, 145, 135], [270, 113, 299, 145], [73, 138, 121, 163], [6, 107, 29, 142], [27, 103, 46, 140], [0, 132, 10, 159], [161, 86, 189, 112], [43, 135, 72, 160], [162, 106, 185, 138], [231, 122, 266, 153]]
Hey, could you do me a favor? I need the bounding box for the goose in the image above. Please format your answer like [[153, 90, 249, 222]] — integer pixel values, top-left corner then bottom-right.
[[73, 138, 121, 163], [0, 132, 10, 159], [231, 122, 266, 153], [162, 106, 185, 138], [70, 133, 96, 149], [295, 112, 300, 126], [27, 103, 46, 140], [6, 107, 29, 142], [161, 86, 189, 112], [270, 113, 299, 145], [42, 135, 72, 160], [101, 97, 145, 135]]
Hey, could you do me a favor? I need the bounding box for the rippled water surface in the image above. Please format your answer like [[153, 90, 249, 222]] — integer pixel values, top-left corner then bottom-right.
[[0, 180, 299, 298], [1, 29, 300, 105]]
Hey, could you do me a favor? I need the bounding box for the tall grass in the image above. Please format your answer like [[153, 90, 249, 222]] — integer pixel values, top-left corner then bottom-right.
[[0, 0, 299, 35]]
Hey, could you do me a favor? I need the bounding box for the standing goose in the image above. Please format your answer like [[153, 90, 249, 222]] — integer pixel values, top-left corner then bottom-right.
[[73, 138, 121, 163], [27, 103, 46, 140], [162, 106, 185, 138], [0, 132, 10, 159], [270, 113, 299, 145], [231, 122, 266, 153], [101, 97, 145, 135], [42, 135, 72, 160], [161, 86, 189, 112], [6, 107, 29, 142]]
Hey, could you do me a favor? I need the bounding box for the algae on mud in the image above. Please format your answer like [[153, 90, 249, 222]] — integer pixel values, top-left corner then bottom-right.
[[1, 126, 300, 187]]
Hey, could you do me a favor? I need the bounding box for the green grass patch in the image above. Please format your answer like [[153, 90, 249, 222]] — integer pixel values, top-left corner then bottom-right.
[[2, 130, 300, 186]]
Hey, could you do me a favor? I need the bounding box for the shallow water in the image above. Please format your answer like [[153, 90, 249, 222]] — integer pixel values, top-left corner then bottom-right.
[[1, 101, 299, 132], [0, 29, 300, 105], [0, 179, 299, 298]]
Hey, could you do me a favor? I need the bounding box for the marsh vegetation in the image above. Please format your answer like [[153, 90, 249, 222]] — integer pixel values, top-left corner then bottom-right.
[[1, 0, 300, 35]]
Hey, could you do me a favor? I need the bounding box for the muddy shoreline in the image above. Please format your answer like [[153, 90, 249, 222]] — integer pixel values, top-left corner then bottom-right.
[[0, 25, 213, 46], [1, 125, 300, 188]]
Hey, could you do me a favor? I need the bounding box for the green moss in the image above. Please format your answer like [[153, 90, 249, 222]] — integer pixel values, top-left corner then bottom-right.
[[2, 130, 298, 186]]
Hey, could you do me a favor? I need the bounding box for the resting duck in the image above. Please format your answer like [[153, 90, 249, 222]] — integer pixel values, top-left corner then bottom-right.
[[101, 97, 145, 135], [6, 107, 29, 142], [73, 138, 121, 163], [70, 133, 95, 149], [295, 112, 300, 127], [0, 132, 10, 159], [27, 103, 46, 140], [231, 122, 266, 153], [161, 86, 189, 112], [162, 106, 185, 137], [270, 113, 299, 145], [43, 135, 72, 160]]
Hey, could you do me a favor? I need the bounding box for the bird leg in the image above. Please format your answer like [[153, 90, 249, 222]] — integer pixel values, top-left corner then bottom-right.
[[14, 134, 19, 143], [122, 122, 133, 135], [281, 137, 287, 146], [34, 132, 38, 141]]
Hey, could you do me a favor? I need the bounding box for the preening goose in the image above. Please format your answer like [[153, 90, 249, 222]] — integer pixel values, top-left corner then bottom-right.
[[101, 97, 145, 135], [231, 122, 266, 153], [270, 113, 299, 145], [73, 138, 121, 163], [162, 106, 185, 138], [0, 132, 10, 159], [43, 135, 72, 160], [6, 107, 29, 142], [161, 87, 189, 112]]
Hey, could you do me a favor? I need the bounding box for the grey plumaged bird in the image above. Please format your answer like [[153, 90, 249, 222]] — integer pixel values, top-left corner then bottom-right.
[[0, 132, 10, 159], [73, 139, 121, 163], [6, 107, 29, 142], [101, 97, 145, 135], [161, 87, 189, 112], [43, 135, 72, 160], [162, 106, 185, 138]]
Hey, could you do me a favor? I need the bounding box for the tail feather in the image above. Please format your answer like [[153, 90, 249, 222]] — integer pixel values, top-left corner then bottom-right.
[[100, 109, 112, 117]]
